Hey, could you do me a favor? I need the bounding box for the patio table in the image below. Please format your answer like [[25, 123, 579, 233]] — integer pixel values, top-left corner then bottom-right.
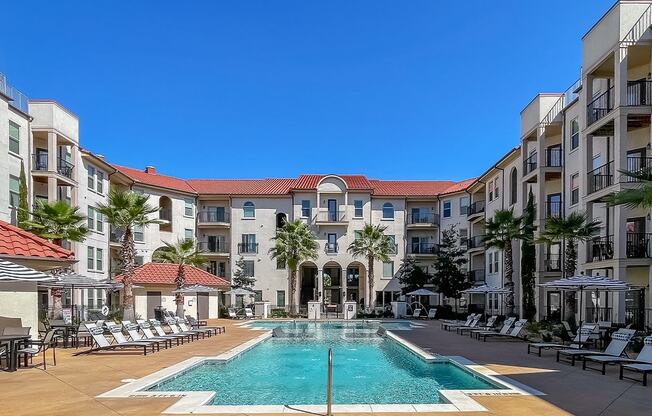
[[0, 334, 31, 372], [48, 323, 78, 348]]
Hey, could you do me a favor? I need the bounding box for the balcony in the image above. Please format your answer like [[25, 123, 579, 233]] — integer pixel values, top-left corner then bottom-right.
[[523, 152, 537, 175], [626, 80, 652, 106], [159, 208, 172, 222], [587, 161, 613, 194], [588, 235, 614, 262], [32, 154, 48, 171], [57, 158, 74, 179], [467, 235, 485, 251], [109, 227, 124, 245], [198, 241, 230, 255], [237, 242, 258, 254], [545, 147, 563, 168], [587, 86, 614, 126], [0, 72, 29, 113], [544, 254, 561, 272], [468, 269, 485, 285], [626, 233, 652, 258], [315, 210, 347, 224], [407, 213, 440, 227], [325, 242, 338, 254], [624, 157, 652, 182], [197, 210, 230, 225], [545, 201, 562, 219], [409, 242, 439, 256], [467, 201, 485, 218]]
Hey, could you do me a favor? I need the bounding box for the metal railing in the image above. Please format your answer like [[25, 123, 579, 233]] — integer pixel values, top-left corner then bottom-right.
[[544, 254, 562, 272], [587, 86, 614, 125], [589, 235, 614, 262], [409, 242, 439, 255], [109, 227, 124, 243], [32, 153, 48, 171], [627, 80, 652, 106], [197, 210, 230, 223], [468, 269, 485, 284], [563, 78, 582, 106], [623, 156, 652, 182], [588, 161, 614, 194], [626, 232, 651, 258], [325, 242, 338, 254], [198, 241, 230, 254], [585, 307, 613, 323], [625, 307, 651, 330], [467, 235, 485, 250], [621, 4, 652, 46], [0, 72, 29, 113], [468, 200, 485, 216], [407, 212, 440, 226], [545, 200, 562, 219], [545, 147, 563, 167], [316, 210, 347, 222], [57, 158, 74, 178], [326, 348, 333, 416], [237, 242, 258, 254], [523, 152, 537, 175], [541, 95, 565, 126]]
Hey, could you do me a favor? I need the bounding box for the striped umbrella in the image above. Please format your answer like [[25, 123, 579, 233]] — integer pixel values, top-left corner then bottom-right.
[[0, 259, 55, 282]]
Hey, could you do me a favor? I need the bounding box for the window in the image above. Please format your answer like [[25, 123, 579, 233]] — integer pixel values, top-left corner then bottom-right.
[[592, 154, 602, 170], [88, 207, 95, 230], [184, 199, 193, 217], [382, 203, 394, 219], [243, 201, 255, 218], [96, 248, 103, 271], [134, 256, 144, 266], [276, 290, 286, 307], [8, 121, 19, 154], [459, 197, 469, 215], [354, 200, 363, 218], [354, 230, 362, 240], [134, 224, 144, 242], [301, 200, 311, 217], [510, 168, 518, 205], [387, 235, 396, 254], [276, 258, 286, 269], [243, 260, 255, 277], [87, 166, 96, 190], [184, 228, 193, 241], [493, 252, 499, 274], [218, 262, 226, 277], [571, 173, 579, 205], [87, 247, 95, 270], [96, 210, 104, 232], [241, 234, 256, 253], [383, 261, 394, 278], [488, 252, 493, 274], [494, 178, 500, 199], [488, 181, 494, 201], [254, 290, 263, 302], [443, 201, 451, 218], [570, 118, 579, 150], [96, 171, 104, 194], [9, 175, 19, 207]]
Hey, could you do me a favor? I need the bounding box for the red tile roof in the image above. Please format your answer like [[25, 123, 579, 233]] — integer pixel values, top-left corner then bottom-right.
[[440, 178, 477, 195], [292, 175, 373, 190], [113, 165, 197, 194], [369, 180, 456, 196], [187, 178, 295, 195], [112, 262, 230, 288], [0, 220, 75, 260]]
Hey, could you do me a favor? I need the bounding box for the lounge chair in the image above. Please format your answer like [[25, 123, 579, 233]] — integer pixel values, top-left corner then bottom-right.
[[123, 322, 172, 349], [583, 335, 652, 375], [138, 320, 184, 345], [557, 328, 636, 366], [106, 325, 162, 352], [16, 329, 57, 369], [185, 315, 206, 327], [150, 319, 195, 343], [228, 308, 238, 319], [446, 315, 480, 332], [471, 317, 515, 341], [481, 319, 527, 342], [459, 315, 497, 336], [244, 308, 254, 319], [163, 318, 202, 340], [456, 315, 487, 335], [186, 316, 225, 334], [74, 324, 155, 356], [426, 309, 437, 319], [408, 308, 422, 319], [441, 314, 476, 331], [619, 336, 652, 385], [176, 318, 213, 337], [528, 323, 599, 357]]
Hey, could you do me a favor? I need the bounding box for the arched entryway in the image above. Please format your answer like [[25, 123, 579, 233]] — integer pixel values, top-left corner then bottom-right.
[[322, 261, 343, 307], [299, 261, 318, 306], [345, 262, 366, 308]]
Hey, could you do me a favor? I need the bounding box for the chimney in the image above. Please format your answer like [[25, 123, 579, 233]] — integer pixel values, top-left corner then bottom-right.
[[145, 166, 156, 174]]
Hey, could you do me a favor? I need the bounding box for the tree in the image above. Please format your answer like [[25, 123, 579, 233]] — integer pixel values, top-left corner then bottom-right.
[[484, 209, 526, 316], [348, 223, 392, 310], [521, 189, 536, 320], [607, 168, 652, 209], [432, 226, 470, 311], [17, 161, 28, 227], [153, 239, 206, 317], [269, 220, 318, 312], [396, 256, 431, 294], [232, 256, 256, 289], [97, 188, 160, 321], [21, 200, 88, 245]]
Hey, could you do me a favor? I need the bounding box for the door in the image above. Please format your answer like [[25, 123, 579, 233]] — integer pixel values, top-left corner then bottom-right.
[[327, 233, 337, 253], [208, 235, 217, 252], [146, 291, 161, 319], [547, 144, 562, 167], [627, 148, 647, 174], [328, 199, 337, 221], [546, 193, 562, 218], [197, 293, 209, 319], [35, 148, 48, 170], [411, 208, 420, 224], [626, 217, 647, 257], [411, 237, 420, 254]]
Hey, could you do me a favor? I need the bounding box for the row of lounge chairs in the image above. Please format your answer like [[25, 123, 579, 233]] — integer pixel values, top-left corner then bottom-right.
[[443, 314, 529, 342], [228, 307, 254, 319]]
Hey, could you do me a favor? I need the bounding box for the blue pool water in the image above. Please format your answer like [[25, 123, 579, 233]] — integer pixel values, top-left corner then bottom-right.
[[149, 321, 500, 406]]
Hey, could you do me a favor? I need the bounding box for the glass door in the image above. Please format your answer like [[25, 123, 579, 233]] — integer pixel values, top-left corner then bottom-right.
[[328, 199, 337, 221]]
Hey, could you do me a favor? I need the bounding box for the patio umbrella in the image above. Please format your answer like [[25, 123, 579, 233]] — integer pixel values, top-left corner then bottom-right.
[[225, 288, 255, 296], [406, 288, 437, 313], [539, 275, 630, 327], [172, 284, 222, 321], [0, 259, 55, 282], [462, 285, 509, 321]]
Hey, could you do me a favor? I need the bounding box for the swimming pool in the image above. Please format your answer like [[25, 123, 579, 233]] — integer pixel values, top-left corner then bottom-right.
[[147, 321, 503, 407]]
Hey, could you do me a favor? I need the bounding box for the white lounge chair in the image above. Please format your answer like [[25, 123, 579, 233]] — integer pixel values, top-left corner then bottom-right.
[[446, 315, 480, 332], [176, 318, 212, 337], [164, 318, 202, 340], [528, 323, 599, 357], [472, 317, 516, 341], [619, 336, 652, 385], [481, 318, 527, 342], [228, 308, 238, 319], [557, 328, 636, 366], [244, 308, 254, 319], [441, 314, 476, 331], [459, 315, 497, 335], [584, 335, 652, 375], [150, 319, 194, 342], [123, 322, 172, 349], [138, 320, 185, 345], [427, 309, 437, 319], [74, 323, 155, 356], [107, 324, 162, 352]]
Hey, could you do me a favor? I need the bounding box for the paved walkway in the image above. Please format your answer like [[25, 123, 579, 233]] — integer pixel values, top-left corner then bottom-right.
[[0, 319, 648, 415]]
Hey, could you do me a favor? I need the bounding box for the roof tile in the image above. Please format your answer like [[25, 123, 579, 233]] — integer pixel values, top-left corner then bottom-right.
[[113, 262, 231, 288], [0, 220, 75, 260]]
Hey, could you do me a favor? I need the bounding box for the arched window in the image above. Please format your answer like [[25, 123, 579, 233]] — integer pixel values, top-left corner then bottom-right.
[[243, 201, 255, 218], [510, 168, 518, 206], [276, 212, 287, 228], [382, 202, 394, 219]]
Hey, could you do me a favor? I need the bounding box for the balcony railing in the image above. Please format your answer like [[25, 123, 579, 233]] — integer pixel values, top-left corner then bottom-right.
[[623, 156, 652, 182], [467, 235, 485, 250], [57, 158, 74, 179], [407, 213, 440, 226], [585, 307, 613, 323], [325, 242, 338, 254], [589, 235, 614, 262], [197, 210, 230, 223], [159, 208, 172, 222], [315, 210, 346, 222], [467, 201, 485, 216], [0, 72, 29, 113], [198, 241, 230, 254], [587, 86, 614, 125], [32, 154, 48, 171], [545, 147, 563, 167], [588, 161, 613, 194], [626, 232, 651, 258], [523, 152, 537, 175], [409, 242, 439, 255], [237, 242, 258, 254], [468, 269, 485, 284], [626, 80, 652, 106], [545, 201, 562, 219], [544, 254, 561, 272], [109, 227, 124, 243]]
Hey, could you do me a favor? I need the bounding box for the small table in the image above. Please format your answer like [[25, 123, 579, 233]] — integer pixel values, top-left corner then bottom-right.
[[0, 334, 31, 372], [49, 324, 77, 348]]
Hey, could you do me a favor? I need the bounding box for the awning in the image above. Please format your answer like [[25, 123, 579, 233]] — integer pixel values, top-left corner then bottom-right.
[[406, 288, 437, 296], [463, 284, 510, 294], [40, 271, 118, 289], [539, 275, 630, 291], [226, 288, 256, 296], [0, 259, 56, 282]]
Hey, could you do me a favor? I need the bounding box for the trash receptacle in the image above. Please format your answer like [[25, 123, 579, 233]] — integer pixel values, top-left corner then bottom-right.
[[154, 306, 166, 321]]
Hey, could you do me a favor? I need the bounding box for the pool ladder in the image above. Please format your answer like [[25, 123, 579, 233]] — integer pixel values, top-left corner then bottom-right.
[[326, 348, 333, 416]]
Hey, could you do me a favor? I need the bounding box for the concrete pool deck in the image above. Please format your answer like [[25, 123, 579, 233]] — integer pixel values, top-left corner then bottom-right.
[[0, 319, 648, 415]]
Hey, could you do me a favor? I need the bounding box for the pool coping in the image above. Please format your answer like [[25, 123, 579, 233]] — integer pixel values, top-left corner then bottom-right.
[[97, 321, 540, 414]]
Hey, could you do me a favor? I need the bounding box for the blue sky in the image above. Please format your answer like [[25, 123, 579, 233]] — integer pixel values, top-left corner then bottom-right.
[[0, 0, 613, 181]]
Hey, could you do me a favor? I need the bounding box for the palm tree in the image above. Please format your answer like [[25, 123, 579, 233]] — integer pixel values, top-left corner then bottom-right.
[[21, 200, 88, 245], [347, 223, 392, 311], [539, 211, 601, 278], [97, 188, 160, 321], [483, 209, 526, 316], [153, 239, 207, 317], [269, 220, 318, 313], [607, 169, 652, 208]]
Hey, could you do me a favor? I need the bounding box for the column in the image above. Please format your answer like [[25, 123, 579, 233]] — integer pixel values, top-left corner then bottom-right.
[[613, 115, 628, 261], [317, 268, 323, 302], [613, 265, 627, 324], [614, 47, 629, 108]]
